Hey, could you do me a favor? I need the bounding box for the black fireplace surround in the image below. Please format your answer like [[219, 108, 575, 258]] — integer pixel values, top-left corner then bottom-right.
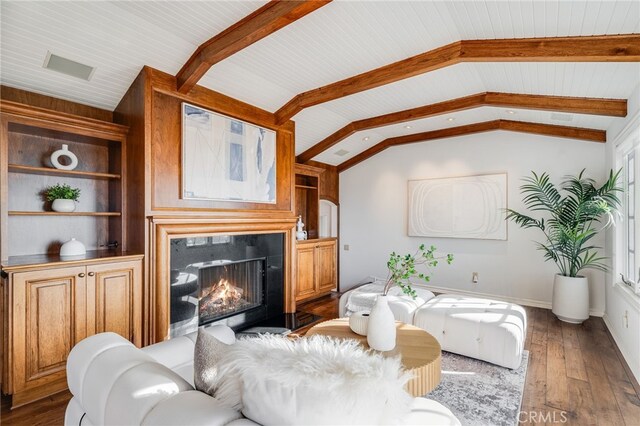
[[169, 233, 284, 338]]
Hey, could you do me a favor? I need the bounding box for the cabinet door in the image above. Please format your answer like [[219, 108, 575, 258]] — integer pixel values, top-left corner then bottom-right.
[[316, 241, 337, 292], [296, 245, 317, 301], [11, 266, 87, 393], [87, 260, 142, 347]]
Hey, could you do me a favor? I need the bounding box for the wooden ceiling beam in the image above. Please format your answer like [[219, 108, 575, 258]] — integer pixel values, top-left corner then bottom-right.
[[337, 119, 606, 173], [498, 120, 606, 142], [176, 0, 331, 94], [277, 34, 640, 124], [297, 92, 625, 163]]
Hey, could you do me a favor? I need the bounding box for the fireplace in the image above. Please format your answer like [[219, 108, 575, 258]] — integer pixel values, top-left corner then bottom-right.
[[197, 258, 264, 324], [169, 233, 284, 338]]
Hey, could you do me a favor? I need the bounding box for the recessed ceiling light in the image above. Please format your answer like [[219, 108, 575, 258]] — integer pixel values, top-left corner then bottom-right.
[[404, 125, 412, 129], [506, 110, 516, 114], [362, 136, 370, 142], [446, 118, 455, 122], [43, 51, 95, 81]]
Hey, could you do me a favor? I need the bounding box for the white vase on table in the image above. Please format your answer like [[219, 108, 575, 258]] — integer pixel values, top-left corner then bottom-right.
[[367, 295, 396, 351]]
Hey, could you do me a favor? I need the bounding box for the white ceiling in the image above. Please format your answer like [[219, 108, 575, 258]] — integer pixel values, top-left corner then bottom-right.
[[2, 1, 639, 166]]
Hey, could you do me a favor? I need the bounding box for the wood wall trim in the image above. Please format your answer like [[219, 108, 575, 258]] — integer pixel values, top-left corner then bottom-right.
[[276, 34, 640, 124], [0, 100, 128, 139], [176, 0, 331, 94], [296, 92, 625, 163], [1, 86, 113, 122], [337, 119, 605, 172]]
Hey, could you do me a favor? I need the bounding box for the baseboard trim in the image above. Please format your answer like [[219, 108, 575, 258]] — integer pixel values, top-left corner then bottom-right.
[[413, 283, 604, 316], [603, 314, 640, 385], [363, 276, 605, 316]]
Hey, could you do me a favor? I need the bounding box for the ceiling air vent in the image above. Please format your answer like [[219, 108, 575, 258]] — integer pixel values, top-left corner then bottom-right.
[[43, 52, 95, 81], [334, 149, 350, 157], [550, 112, 573, 122]]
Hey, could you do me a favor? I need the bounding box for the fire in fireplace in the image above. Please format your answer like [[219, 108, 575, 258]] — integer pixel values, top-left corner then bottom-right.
[[200, 279, 250, 317]]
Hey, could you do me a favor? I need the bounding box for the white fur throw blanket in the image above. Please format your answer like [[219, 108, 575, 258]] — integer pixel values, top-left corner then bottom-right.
[[213, 334, 413, 425]]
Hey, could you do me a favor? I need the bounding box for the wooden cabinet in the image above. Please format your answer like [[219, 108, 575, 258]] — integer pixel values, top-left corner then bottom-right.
[[2, 255, 143, 408], [295, 238, 337, 302]]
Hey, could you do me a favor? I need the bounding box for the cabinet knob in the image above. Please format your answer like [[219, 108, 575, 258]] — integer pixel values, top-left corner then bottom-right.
[[78, 273, 85, 278], [88, 272, 95, 277]]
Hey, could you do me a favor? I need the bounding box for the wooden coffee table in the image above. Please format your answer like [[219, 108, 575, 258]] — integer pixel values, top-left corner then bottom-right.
[[306, 318, 441, 396]]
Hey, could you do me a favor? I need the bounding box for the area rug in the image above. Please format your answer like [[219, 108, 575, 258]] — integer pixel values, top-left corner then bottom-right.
[[427, 351, 529, 426]]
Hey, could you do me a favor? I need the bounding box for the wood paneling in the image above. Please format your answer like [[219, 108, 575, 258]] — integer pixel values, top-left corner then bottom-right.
[[295, 245, 316, 301], [176, 0, 332, 93], [337, 120, 606, 172], [296, 92, 626, 163], [316, 241, 337, 292], [275, 34, 640, 123], [1, 86, 113, 122], [305, 160, 339, 205]]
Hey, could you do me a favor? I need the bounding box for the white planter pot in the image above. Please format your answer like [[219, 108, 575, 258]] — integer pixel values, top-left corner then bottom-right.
[[552, 274, 589, 324], [51, 199, 76, 212], [348, 311, 370, 336], [367, 295, 396, 351]]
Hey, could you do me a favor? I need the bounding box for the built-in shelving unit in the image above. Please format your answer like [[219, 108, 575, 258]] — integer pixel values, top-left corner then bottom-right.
[[294, 163, 322, 240], [0, 100, 129, 260]]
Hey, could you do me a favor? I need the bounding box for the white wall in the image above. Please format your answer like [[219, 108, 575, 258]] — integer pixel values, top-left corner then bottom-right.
[[603, 82, 640, 382], [339, 130, 608, 314]]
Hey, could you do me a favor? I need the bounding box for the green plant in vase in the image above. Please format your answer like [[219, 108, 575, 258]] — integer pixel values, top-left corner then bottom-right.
[[382, 244, 454, 299], [506, 169, 621, 323], [44, 183, 81, 213]]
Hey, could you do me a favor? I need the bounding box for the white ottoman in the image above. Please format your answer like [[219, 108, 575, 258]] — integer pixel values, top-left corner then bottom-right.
[[339, 283, 435, 324], [414, 294, 527, 369]]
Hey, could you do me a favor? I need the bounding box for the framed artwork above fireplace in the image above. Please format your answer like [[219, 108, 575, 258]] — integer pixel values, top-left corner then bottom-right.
[[182, 102, 277, 203]]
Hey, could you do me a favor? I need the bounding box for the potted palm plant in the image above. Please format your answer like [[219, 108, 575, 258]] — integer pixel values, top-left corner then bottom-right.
[[506, 170, 621, 324]]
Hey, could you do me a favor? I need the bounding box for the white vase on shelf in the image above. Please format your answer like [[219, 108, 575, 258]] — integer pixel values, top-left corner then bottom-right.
[[366, 295, 396, 351], [51, 199, 76, 212], [50, 144, 78, 171]]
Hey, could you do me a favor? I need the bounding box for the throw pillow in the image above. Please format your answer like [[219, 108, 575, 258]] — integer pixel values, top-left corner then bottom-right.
[[215, 334, 413, 425], [193, 327, 242, 408]]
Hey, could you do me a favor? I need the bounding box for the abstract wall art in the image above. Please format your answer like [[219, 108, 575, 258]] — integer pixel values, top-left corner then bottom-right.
[[408, 173, 507, 240], [182, 103, 277, 203]]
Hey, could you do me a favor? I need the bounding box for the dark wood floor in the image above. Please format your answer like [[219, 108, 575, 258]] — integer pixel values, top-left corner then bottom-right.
[[2, 293, 639, 425]]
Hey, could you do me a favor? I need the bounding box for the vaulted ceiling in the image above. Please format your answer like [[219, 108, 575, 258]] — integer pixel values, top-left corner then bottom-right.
[[2, 1, 639, 170]]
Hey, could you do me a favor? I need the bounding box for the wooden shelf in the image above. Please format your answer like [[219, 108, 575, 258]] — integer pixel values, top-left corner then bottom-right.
[[9, 211, 121, 217], [295, 184, 318, 190], [8, 164, 121, 179]]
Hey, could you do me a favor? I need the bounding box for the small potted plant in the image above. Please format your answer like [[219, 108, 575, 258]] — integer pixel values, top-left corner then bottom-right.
[[368, 244, 453, 351], [44, 183, 81, 212]]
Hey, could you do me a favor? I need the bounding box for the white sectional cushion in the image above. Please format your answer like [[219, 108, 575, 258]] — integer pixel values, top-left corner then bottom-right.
[[105, 362, 193, 425], [215, 334, 413, 425], [414, 294, 527, 369], [66, 332, 133, 402], [142, 390, 246, 426]]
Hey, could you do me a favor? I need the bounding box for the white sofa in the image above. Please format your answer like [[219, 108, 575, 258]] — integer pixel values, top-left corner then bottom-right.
[[340, 285, 527, 369], [65, 325, 461, 425]]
